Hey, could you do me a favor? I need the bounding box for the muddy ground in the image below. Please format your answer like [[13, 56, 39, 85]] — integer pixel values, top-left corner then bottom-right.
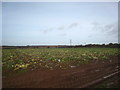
[[2, 58, 120, 88]]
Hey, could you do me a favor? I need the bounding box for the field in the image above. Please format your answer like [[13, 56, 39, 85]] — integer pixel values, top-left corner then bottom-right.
[[2, 48, 120, 88]]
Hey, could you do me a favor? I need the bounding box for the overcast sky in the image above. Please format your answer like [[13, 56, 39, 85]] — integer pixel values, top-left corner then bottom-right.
[[2, 2, 118, 46]]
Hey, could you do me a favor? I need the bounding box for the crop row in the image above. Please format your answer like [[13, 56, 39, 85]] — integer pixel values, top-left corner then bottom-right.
[[2, 48, 120, 77]]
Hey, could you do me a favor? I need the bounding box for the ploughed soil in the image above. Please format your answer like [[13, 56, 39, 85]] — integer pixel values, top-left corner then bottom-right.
[[2, 58, 120, 88]]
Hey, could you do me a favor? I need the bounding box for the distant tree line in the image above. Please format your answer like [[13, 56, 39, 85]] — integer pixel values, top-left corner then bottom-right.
[[2, 43, 120, 49], [74, 43, 120, 48]]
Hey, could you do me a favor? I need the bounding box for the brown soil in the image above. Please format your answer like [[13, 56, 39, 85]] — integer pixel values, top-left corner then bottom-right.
[[2, 58, 120, 88]]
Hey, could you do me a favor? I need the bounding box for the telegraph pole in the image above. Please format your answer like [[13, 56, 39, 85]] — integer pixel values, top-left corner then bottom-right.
[[70, 39, 72, 46]]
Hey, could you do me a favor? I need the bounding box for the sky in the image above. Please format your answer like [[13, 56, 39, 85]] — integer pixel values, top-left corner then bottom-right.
[[2, 2, 118, 46], [0, 2, 2, 46]]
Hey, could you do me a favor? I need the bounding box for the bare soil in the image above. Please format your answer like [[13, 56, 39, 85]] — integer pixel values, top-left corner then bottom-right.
[[2, 58, 120, 88]]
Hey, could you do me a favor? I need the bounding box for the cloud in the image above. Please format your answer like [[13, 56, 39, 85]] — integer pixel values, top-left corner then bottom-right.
[[104, 24, 114, 30], [92, 22, 118, 35], [106, 23, 118, 35], [88, 35, 92, 38], [59, 33, 67, 36], [42, 28, 53, 33], [90, 22, 118, 40], [41, 22, 80, 33], [92, 22, 100, 26], [58, 22, 79, 30], [58, 26, 65, 30], [68, 22, 79, 29], [92, 22, 103, 31]]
